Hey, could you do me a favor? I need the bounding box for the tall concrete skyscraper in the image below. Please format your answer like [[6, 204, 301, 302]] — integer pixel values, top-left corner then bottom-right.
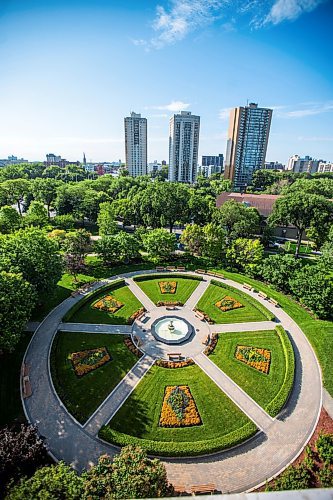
[[168, 111, 200, 183], [224, 103, 272, 190], [124, 112, 147, 177]]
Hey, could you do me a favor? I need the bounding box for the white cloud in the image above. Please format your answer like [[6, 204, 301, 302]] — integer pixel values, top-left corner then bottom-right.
[[263, 0, 325, 26], [219, 107, 232, 119], [149, 100, 191, 112], [276, 101, 333, 118]]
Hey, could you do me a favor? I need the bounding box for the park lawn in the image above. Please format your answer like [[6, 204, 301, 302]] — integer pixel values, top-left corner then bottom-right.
[[50, 332, 138, 424], [196, 283, 267, 323], [100, 364, 257, 456], [216, 268, 333, 397], [68, 284, 143, 325], [0, 333, 31, 426], [136, 277, 200, 305], [210, 330, 286, 415]]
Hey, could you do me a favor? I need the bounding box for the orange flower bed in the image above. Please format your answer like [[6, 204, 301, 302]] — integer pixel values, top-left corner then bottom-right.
[[235, 345, 271, 374], [158, 281, 177, 294], [93, 295, 123, 313], [159, 385, 201, 427], [70, 347, 111, 377], [215, 295, 243, 312]]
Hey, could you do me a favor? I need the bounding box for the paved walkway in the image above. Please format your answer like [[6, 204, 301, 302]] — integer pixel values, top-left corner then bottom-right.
[[22, 269, 322, 493], [125, 277, 156, 311], [84, 354, 155, 436], [194, 352, 274, 432], [184, 278, 210, 309], [210, 320, 277, 334], [323, 388, 333, 420], [25, 321, 40, 332], [58, 323, 131, 334]]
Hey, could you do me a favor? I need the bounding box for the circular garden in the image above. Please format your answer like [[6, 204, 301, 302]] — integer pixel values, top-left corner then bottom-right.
[[50, 271, 295, 457]]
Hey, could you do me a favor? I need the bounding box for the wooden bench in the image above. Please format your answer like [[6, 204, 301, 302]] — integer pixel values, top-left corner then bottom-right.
[[258, 291, 268, 299], [155, 266, 165, 271], [268, 298, 279, 307], [202, 335, 211, 346], [195, 269, 206, 274], [23, 375, 32, 398], [21, 363, 29, 378], [195, 310, 205, 321], [190, 483, 216, 495], [177, 266, 186, 271], [136, 311, 146, 321], [214, 272, 225, 279], [166, 266, 176, 271], [173, 484, 187, 494], [242, 283, 252, 291], [166, 306, 176, 310], [207, 270, 216, 277], [168, 352, 182, 361]]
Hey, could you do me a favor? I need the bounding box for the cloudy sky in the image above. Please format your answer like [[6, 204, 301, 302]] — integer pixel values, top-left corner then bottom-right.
[[0, 0, 332, 164]]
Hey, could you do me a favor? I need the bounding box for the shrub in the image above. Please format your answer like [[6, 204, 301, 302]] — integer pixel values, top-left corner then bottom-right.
[[316, 434, 333, 465], [267, 464, 312, 491]]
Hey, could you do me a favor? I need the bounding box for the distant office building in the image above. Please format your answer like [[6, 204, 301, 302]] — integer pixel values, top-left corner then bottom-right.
[[168, 111, 200, 183], [224, 103, 273, 190], [317, 161, 333, 174], [202, 154, 224, 172], [287, 155, 320, 174], [46, 153, 62, 164], [264, 161, 285, 171], [198, 164, 222, 178], [148, 161, 162, 175], [124, 112, 147, 177], [0, 155, 28, 166]]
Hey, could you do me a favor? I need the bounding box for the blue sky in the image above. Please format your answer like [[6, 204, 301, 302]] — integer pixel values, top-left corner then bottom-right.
[[0, 0, 332, 164]]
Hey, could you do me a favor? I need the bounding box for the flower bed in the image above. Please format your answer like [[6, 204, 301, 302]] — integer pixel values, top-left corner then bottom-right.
[[204, 334, 218, 355], [70, 347, 111, 377], [158, 281, 177, 294], [124, 336, 143, 358], [155, 358, 194, 369], [215, 295, 243, 312], [93, 295, 123, 313], [235, 345, 271, 374], [156, 300, 183, 307], [127, 307, 146, 325], [159, 385, 201, 428]]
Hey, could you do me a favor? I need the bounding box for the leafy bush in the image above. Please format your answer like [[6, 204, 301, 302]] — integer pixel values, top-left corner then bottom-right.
[[259, 254, 302, 294], [267, 464, 312, 491], [316, 434, 333, 465], [318, 465, 333, 487], [133, 273, 202, 282]]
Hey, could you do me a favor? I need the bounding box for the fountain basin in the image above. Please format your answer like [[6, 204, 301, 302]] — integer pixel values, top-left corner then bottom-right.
[[151, 316, 193, 345]]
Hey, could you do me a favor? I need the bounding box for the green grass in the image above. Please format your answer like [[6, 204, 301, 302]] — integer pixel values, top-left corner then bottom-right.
[[0, 333, 31, 426], [50, 332, 138, 424], [196, 283, 268, 323], [135, 276, 201, 305], [209, 330, 287, 416], [67, 284, 143, 325], [215, 268, 333, 396], [100, 364, 257, 456]]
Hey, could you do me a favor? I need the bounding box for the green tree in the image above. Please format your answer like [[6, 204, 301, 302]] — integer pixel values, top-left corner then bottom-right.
[[24, 201, 48, 228], [226, 238, 264, 274], [142, 229, 177, 261], [320, 240, 333, 270], [48, 229, 67, 250], [7, 462, 84, 500], [97, 202, 117, 236], [0, 206, 22, 234], [180, 224, 205, 255], [115, 232, 140, 263], [64, 229, 91, 280], [202, 223, 226, 262], [96, 236, 120, 266], [0, 228, 63, 300], [269, 192, 333, 256], [289, 264, 333, 319], [188, 191, 214, 226], [0, 271, 36, 351], [259, 254, 302, 294], [251, 170, 278, 191], [83, 454, 114, 499], [213, 200, 260, 241], [32, 178, 60, 218], [1, 179, 31, 215]]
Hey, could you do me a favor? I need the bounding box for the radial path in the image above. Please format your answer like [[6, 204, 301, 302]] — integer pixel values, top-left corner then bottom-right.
[[58, 323, 131, 334], [22, 270, 322, 493]]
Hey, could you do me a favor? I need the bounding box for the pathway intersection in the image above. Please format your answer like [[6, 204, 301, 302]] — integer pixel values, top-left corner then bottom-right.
[[22, 270, 322, 493]]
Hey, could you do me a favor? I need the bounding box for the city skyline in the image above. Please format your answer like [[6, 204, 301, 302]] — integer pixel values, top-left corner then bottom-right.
[[0, 0, 332, 164]]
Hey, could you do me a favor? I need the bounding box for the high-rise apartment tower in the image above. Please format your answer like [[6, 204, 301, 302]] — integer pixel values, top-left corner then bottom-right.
[[124, 112, 147, 177], [168, 111, 200, 183], [224, 103, 272, 190]]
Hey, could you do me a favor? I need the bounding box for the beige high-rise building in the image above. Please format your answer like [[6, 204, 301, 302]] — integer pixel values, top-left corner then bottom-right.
[[224, 103, 272, 190], [124, 112, 147, 177]]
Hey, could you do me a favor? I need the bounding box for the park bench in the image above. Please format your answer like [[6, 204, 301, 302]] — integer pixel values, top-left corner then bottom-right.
[[173, 484, 187, 495], [155, 266, 165, 271], [242, 283, 252, 291], [190, 483, 216, 495], [22, 375, 32, 398], [195, 269, 206, 274], [258, 291, 268, 299], [268, 298, 279, 307], [168, 352, 182, 361], [166, 305, 176, 310], [176, 266, 186, 271], [202, 335, 211, 345], [195, 310, 205, 321], [214, 272, 225, 279], [166, 266, 176, 271], [136, 311, 146, 321], [207, 270, 216, 277]]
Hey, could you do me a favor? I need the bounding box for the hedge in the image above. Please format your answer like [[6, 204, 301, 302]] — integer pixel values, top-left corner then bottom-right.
[[99, 421, 257, 457], [133, 273, 203, 282], [265, 325, 295, 417], [62, 279, 125, 322], [210, 279, 275, 321]]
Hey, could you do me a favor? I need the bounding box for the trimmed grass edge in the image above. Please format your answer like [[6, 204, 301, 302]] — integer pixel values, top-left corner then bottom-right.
[[133, 273, 203, 282], [210, 279, 275, 321], [99, 420, 257, 457]]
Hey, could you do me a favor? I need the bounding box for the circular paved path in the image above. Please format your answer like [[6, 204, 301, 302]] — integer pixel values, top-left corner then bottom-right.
[[22, 270, 322, 493]]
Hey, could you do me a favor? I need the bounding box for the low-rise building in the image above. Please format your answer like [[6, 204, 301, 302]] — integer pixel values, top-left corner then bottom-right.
[[317, 161, 333, 174], [264, 161, 285, 171], [287, 155, 320, 174]]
